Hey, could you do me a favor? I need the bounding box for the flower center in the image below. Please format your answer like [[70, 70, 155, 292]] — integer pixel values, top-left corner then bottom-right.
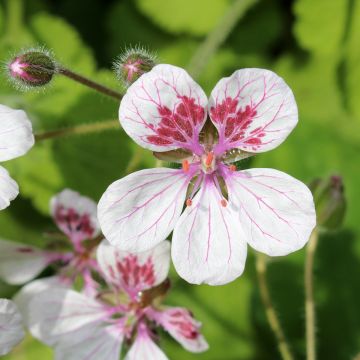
[[201, 151, 216, 174]]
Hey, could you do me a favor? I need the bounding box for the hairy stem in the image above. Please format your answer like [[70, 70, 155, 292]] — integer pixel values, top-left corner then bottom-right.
[[35, 120, 119, 141], [57, 67, 123, 101], [305, 229, 319, 360], [186, 0, 257, 79], [256, 254, 294, 360]]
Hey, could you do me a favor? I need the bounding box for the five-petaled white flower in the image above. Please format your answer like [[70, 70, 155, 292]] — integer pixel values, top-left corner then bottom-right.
[[0, 189, 100, 296], [0, 105, 34, 210], [98, 64, 316, 285], [27, 240, 208, 360], [0, 298, 25, 356]]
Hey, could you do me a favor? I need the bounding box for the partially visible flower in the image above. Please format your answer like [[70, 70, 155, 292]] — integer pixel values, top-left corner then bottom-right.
[[0, 298, 25, 356], [98, 64, 316, 285], [0, 105, 34, 210], [309, 175, 346, 230], [114, 47, 157, 87], [0, 189, 100, 292], [28, 240, 208, 359], [7, 49, 56, 89]]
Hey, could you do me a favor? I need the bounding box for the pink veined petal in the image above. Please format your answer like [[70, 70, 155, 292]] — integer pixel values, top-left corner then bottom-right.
[[149, 307, 208, 353], [226, 168, 316, 256], [208, 68, 298, 155], [172, 177, 247, 285], [97, 240, 170, 297], [0, 165, 18, 210], [119, 64, 207, 155], [13, 276, 70, 326], [50, 189, 100, 245], [98, 168, 190, 252], [125, 323, 168, 360], [28, 288, 108, 347], [0, 299, 25, 356], [0, 239, 49, 285], [0, 104, 34, 162], [55, 324, 123, 360]]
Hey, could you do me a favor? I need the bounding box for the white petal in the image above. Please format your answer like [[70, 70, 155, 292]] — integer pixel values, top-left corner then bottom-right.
[[13, 276, 69, 326], [97, 240, 170, 296], [98, 168, 189, 252], [0, 299, 25, 356], [125, 326, 168, 360], [50, 189, 100, 243], [172, 178, 247, 285], [227, 168, 316, 256], [152, 307, 208, 353], [55, 325, 122, 360], [0, 165, 18, 210], [0, 239, 49, 285], [208, 68, 298, 154], [0, 104, 34, 162], [119, 64, 207, 154], [28, 288, 108, 346]]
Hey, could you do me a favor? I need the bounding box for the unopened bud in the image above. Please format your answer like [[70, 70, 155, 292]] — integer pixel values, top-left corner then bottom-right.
[[309, 175, 346, 230], [8, 49, 56, 88], [113, 47, 156, 87]]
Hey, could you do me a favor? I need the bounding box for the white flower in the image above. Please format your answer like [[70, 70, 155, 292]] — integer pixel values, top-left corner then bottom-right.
[[98, 64, 316, 285], [0, 105, 34, 209], [28, 240, 208, 359], [0, 298, 25, 356]]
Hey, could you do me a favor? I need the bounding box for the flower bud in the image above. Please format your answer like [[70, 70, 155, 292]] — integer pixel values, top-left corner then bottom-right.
[[309, 175, 346, 230], [8, 49, 56, 88], [114, 47, 157, 87]]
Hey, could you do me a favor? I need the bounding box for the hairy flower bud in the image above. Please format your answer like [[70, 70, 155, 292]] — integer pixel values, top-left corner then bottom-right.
[[114, 47, 157, 87], [8, 49, 56, 88], [309, 175, 346, 230]]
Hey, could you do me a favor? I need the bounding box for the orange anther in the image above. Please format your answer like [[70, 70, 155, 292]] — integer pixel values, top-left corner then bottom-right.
[[205, 152, 214, 167], [229, 165, 236, 172], [182, 159, 190, 172], [186, 199, 192, 207], [220, 199, 227, 207]]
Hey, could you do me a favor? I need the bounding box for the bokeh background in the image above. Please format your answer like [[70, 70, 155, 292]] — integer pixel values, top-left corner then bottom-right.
[[0, 0, 359, 359]]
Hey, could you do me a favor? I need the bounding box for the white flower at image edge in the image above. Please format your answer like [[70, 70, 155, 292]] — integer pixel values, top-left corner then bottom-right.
[[0, 298, 25, 356], [98, 64, 316, 285], [0, 104, 34, 209]]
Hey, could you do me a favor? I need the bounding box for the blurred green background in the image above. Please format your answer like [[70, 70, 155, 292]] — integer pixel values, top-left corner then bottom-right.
[[0, 0, 359, 359]]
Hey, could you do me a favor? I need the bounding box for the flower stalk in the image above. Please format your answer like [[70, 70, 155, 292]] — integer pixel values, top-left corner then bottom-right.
[[305, 228, 319, 360], [35, 120, 119, 142], [57, 67, 123, 101], [256, 254, 294, 360]]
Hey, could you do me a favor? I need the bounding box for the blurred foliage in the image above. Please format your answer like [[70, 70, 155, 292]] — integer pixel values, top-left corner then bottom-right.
[[0, 0, 359, 359]]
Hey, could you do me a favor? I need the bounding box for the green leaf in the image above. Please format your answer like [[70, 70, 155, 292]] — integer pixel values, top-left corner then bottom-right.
[[293, 0, 347, 56], [135, 0, 232, 36]]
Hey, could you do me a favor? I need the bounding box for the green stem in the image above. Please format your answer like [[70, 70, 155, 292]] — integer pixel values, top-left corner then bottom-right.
[[305, 229, 319, 360], [35, 120, 119, 142], [186, 0, 258, 79], [256, 254, 295, 360], [57, 67, 123, 101]]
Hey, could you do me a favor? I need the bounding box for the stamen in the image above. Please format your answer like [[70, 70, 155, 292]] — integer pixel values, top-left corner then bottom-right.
[[186, 199, 192, 207], [182, 159, 190, 172], [221, 199, 228, 207], [229, 165, 236, 172], [205, 152, 214, 167]]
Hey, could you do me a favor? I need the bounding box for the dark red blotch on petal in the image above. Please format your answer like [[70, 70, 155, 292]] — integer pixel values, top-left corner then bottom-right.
[[147, 96, 204, 146]]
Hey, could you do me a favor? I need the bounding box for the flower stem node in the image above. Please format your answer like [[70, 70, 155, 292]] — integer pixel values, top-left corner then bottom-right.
[[114, 47, 157, 87], [309, 175, 346, 230], [8, 50, 56, 89]]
